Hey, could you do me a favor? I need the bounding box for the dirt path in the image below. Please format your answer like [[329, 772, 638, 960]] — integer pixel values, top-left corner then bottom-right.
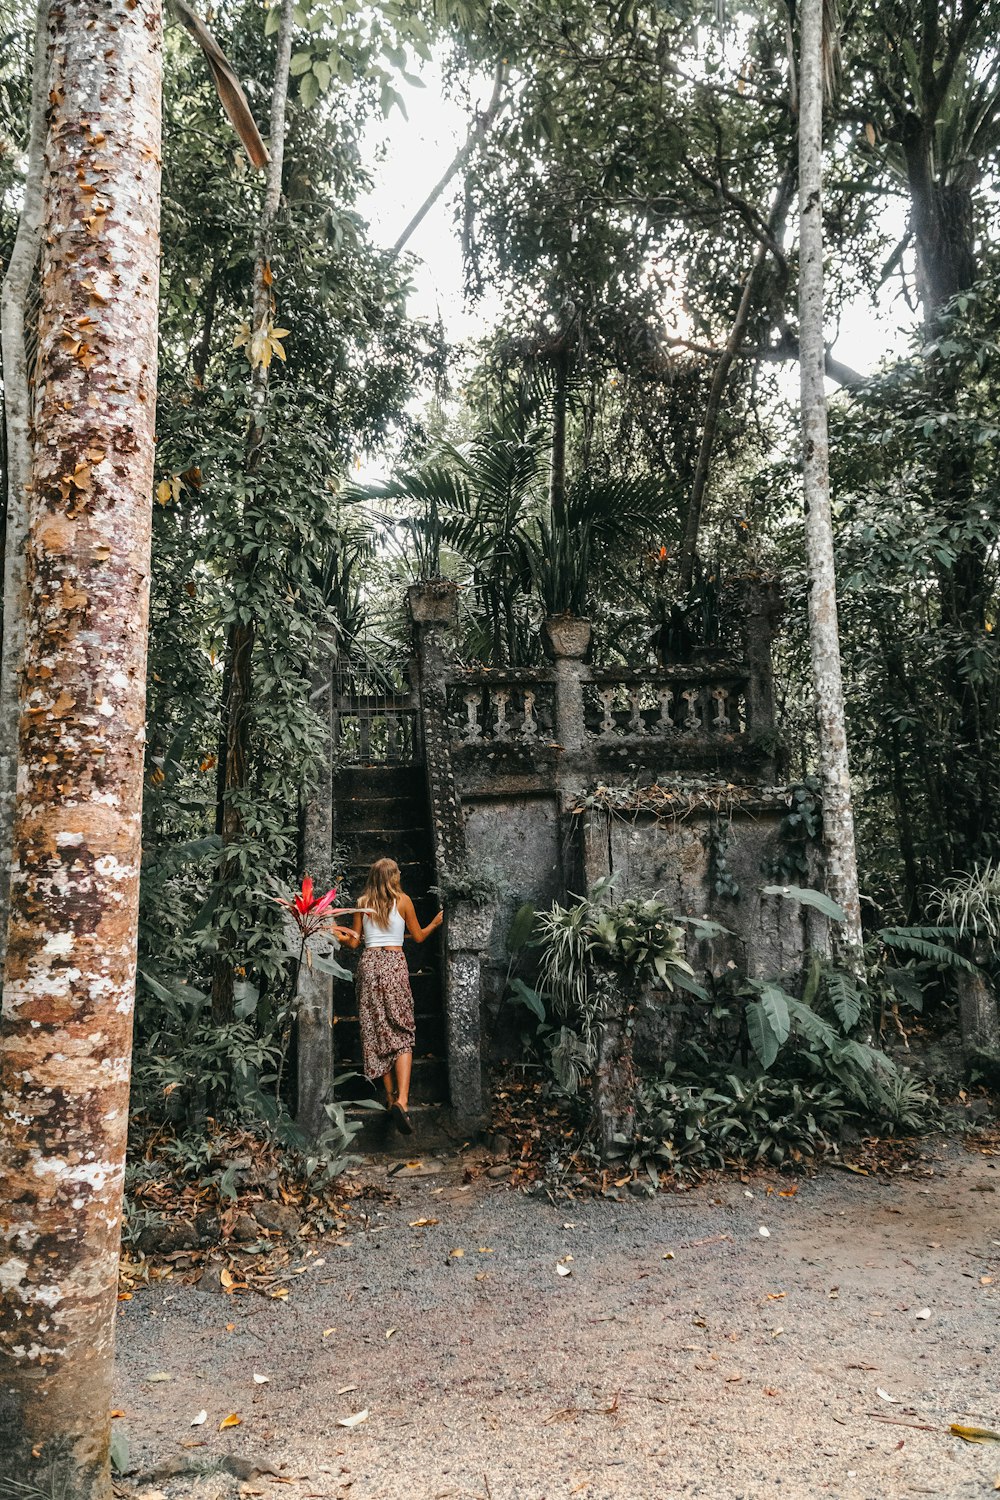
[[116, 1140, 999, 1500]]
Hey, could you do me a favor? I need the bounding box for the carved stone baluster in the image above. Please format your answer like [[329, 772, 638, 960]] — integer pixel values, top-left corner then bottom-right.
[[681, 687, 700, 734], [462, 690, 482, 742], [522, 689, 539, 740], [598, 686, 616, 737], [656, 686, 674, 733], [712, 687, 729, 734], [494, 688, 511, 741], [628, 687, 644, 734]]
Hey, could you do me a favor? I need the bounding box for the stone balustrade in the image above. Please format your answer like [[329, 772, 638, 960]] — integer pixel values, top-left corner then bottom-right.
[[446, 670, 557, 746], [582, 665, 747, 743], [443, 662, 749, 752]]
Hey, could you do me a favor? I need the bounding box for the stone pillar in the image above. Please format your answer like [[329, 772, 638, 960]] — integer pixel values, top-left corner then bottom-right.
[[543, 615, 591, 754], [737, 577, 782, 742], [297, 653, 336, 1140], [409, 584, 465, 871], [409, 584, 487, 1128], [444, 900, 493, 1129]]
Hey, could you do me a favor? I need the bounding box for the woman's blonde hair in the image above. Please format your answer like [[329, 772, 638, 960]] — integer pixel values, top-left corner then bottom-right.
[[360, 858, 403, 929]]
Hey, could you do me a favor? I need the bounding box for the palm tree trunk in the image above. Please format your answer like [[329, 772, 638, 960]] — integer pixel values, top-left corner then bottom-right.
[[0, 0, 162, 1487], [798, 0, 862, 951]]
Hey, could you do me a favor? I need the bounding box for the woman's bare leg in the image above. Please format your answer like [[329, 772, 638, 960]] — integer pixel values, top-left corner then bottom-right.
[[382, 1070, 397, 1109], [393, 1050, 412, 1112]]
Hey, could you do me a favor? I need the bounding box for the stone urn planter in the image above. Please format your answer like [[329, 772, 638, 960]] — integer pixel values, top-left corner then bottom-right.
[[542, 615, 592, 660], [407, 580, 458, 626]]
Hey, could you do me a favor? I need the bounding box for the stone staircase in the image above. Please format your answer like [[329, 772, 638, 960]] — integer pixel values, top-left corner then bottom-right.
[[332, 763, 453, 1151]]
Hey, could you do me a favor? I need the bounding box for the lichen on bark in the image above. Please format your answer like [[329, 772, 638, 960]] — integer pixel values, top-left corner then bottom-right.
[[0, 0, 162, 1492]]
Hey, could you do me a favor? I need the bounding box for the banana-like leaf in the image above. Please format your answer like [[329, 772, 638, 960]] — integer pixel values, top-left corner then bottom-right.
[[169, 0, 268, 170]]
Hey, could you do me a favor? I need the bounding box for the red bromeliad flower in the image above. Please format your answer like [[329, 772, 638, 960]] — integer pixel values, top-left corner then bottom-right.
[[274, 876, 356, 938]]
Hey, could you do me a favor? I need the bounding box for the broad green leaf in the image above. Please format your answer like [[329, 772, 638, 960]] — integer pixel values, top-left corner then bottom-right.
[[762, 885, 847, 921], [746, 997, 784, 1069], [507, 901, 537, 952], [300, 70, 320, 109], [509, 976, 545, 1021]]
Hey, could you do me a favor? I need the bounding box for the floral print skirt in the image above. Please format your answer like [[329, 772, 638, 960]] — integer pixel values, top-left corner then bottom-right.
[[357, 947, 415, 1080]]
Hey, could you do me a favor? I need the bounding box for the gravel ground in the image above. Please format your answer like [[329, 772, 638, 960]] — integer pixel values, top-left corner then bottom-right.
[[115, 1138, 999, 1500]]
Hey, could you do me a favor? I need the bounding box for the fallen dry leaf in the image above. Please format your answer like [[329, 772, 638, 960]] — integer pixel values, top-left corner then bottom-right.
[[385, 1328, 396, 1340], [950, 1423, 1000, 1444], [322, 1328, 336, 1339], [337, 1410, 369, 1429], [191, 1410, 207, 1427], [219, 1414, 242, 1430], [556, 1263, 572, 1277], [409, 1218, 439, 1228], [876, 1388, 899, 1404], [252, 1373, 269, 1384], [449, 1249, 464, 1259], [336, 1385, 357, 1396]]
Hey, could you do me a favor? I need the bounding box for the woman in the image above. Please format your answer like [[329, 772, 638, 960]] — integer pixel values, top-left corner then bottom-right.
[[335, 857, 442, 1135]]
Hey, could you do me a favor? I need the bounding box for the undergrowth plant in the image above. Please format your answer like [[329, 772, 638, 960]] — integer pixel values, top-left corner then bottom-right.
[[510, 881, 943, 1175]]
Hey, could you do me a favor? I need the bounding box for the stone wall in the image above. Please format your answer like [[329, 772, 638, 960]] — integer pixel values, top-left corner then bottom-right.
[[460, 781, 826, 1062], [401, 582, 825, 1112]]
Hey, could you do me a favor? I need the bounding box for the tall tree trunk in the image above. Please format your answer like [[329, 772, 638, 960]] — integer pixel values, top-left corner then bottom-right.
[[0, 0, 51, 989], [0, 0, 161, 1490], [798, 0, 862, 951], [211, 0, 295, 1023], [549, 343, 569, 535], [678, 164, 796, 592], [296, 657, 335, 1137]]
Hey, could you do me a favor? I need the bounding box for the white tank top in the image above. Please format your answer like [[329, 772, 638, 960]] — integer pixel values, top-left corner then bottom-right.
[[363, 901, 406, 947]]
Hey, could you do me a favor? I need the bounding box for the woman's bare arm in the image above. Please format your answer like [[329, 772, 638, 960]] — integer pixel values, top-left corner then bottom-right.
[[398, 891, 443, 944], [334, 912, 364, 949]]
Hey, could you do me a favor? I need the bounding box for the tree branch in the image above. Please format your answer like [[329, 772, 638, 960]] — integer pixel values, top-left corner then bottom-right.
[[392, 60, 507, 257]]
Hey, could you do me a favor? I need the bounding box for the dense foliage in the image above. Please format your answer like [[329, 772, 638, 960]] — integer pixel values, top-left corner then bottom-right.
[[4, 0, 1000, 1149]]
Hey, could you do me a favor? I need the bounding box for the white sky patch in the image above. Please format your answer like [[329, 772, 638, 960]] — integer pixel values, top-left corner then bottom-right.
[[357, 54, 915, 435]]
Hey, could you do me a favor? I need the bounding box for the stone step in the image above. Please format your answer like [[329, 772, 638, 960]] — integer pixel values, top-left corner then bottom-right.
[[336, 796, 427, 830], [347, 1102, 462, 1156], [335, 1052, 448, 1106], [336, 765, 426, 798]]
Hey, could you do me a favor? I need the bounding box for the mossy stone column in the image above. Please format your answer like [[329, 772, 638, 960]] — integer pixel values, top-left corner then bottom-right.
[[409, 584, 486, 1130]]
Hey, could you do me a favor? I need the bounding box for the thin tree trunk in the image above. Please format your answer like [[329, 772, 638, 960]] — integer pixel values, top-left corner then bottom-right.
[[549, 344, 569, 534], [211, 0, 294, 1023], [678, 164, 795, 591], [296, 656, 335, 1137], [0, 0, 161, 1489], [0, 0, 51, 988], [392, 60, 506, 256], [798, 0, 862, 952]]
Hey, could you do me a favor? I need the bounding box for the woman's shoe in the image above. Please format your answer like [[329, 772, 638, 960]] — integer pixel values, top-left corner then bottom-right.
[[390, 1103, 413, 1135]]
